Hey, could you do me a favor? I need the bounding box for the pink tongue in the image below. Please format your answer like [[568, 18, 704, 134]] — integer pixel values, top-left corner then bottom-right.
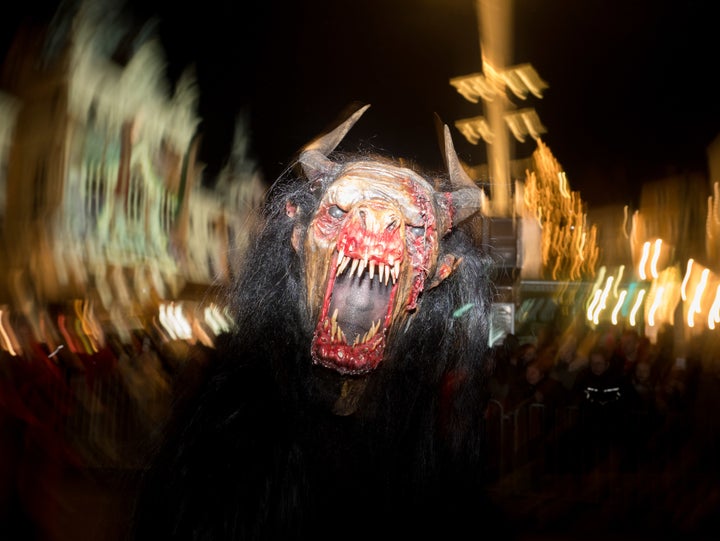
[[329, 271, 390, 339]]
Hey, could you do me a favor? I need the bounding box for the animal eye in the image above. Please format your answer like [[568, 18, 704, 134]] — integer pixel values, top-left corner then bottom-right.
[[407, 225, 425, 237], [328, 205, 346, 219]]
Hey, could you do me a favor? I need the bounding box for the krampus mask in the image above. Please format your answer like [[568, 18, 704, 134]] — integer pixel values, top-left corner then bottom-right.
[[294, 104, 485, 375], [131, 105, 495, 540]]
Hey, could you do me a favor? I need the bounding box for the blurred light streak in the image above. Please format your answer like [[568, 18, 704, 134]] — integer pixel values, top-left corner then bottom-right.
[[58, 314, 80, 354], [204, 304, 233, 335], [622, 206, 630, 240], [639, 241, 651, 280], [707, 285, 720, 330], [681, 258, 694, 301], [558, 172, 570, 198], [647, 286, 665, 327], [74, 317, 95, 354], [629, 289, 646, 327], [611, 290, 628, 325], [650, 238, 662, 279], [612, 266, 625, 298], [158, 303, 178, 340], [171, 303, 193, 340], [687, 268, 710, 328], [591, 276, 614, 325], [586, 289, 602, 323], [75, 299, 100, 352], [0, 309, 18, 356], [623, 282, 639, 318]]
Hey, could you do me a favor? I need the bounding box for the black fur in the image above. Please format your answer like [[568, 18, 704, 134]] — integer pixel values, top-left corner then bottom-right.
[[130, 152, 499, 540]]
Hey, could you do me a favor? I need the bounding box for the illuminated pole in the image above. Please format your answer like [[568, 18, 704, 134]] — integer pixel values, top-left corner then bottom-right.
[[451, 0, 547, 218], [478, 0, 512, 217]]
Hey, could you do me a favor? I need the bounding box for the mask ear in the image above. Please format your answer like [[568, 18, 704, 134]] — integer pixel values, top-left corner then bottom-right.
[[428, 254, 462, 289], [286, 200, 304, 253]]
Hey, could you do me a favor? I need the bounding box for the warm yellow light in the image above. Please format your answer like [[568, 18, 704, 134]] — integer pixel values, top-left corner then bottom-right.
[[592, 276, 614, 325], [707, 285, 720, 330], [612, 266, 625, 298], [629, 289, 646, 327], [681, 259, 694, 301], [558, 172, 570, 198], [611, 290, 628, 326], [688, 268, 710, 328], [647, 286, 665, 327], [586, 289, 602, 322], [0, 310, 17, 356], [650, 238, 662, 279], [639, 241, 651, 280]]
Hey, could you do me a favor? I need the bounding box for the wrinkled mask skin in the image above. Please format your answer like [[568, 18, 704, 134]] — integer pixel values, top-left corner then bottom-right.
[[291, 104, 483, 376], [304, 163, 441, 375]]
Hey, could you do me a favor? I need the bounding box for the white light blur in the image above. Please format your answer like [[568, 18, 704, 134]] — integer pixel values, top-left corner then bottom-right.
[[688, 268, 710, 329], [639, 241, 651, 280], [650, 238, 662, 279], [707, 285, 720, 330], [647, 286, 665, 327], [592, 276, 614, 325], [586, 289, 602, 322], [629, 289, 646, 327], [681, 258, 694, 301], [611, 290, 628, 325]]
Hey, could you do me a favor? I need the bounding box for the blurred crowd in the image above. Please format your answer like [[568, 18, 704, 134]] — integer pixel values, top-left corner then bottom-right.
[[484, 319, 720, 536], [0, 321, 217, 541], [3, 311, 720, 539]]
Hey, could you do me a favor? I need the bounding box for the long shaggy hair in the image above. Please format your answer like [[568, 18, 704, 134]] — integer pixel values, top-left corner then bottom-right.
[[131, 124, 499, 541]]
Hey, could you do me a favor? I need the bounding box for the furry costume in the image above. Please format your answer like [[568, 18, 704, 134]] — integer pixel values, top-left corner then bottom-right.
[[131, 105, 498, 540]]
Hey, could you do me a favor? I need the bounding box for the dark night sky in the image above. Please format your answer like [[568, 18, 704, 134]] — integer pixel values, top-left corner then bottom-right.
[[2, 0, 719, 208]]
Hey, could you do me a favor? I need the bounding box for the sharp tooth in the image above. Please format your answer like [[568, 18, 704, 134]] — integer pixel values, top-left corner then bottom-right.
[[362, 331, 368, 343], [323, 318, 329, 330], [350, 258, 359, 277], [338, 256, 350, 275], [358, 258, 366, 277], [369, 261, 375, 280], [379, 263, 385, 283], [341, 330, 347, 344], [388, 255, 394, 266], [353, 334, 360, 346], [331, 319, 337, 339], [393, 261, 400, 283], [368, 319, 380, 339], [385, 268, 390, 286], [337, 249, 345, 267]]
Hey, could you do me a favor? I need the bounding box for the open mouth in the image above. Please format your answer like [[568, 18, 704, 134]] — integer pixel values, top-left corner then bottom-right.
[[311, 251, 399, 374]]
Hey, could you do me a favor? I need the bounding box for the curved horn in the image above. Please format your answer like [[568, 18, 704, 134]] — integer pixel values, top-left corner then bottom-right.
[[435, 124, 485, 230], [443, 124, 476, 189], [302, 103, 370, 156], [299, 103, 370, 184]]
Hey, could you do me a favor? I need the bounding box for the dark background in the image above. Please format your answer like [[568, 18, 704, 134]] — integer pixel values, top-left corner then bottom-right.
[[2, 0, 719, 208]]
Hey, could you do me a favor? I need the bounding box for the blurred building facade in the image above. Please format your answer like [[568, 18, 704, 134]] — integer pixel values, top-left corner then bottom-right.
[[0, 2, 265, 346]]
